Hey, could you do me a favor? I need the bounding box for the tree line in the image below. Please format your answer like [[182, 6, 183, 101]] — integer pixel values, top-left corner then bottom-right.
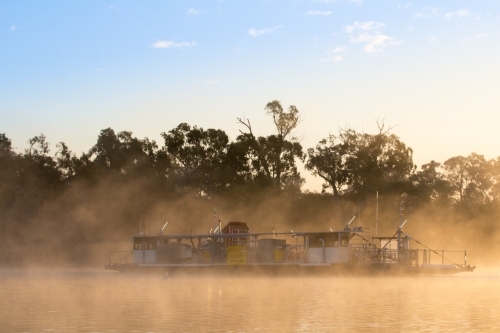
[[0, 100, 499, 265]]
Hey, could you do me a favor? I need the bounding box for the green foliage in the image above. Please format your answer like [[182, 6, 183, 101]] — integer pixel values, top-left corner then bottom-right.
[[0, 104, 500, 266], [306, 127, 415, 200], [237, 100, 304, 189]]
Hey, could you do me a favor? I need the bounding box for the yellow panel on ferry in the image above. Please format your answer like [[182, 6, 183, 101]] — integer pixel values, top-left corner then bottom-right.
[[227, 246, 248, 265]]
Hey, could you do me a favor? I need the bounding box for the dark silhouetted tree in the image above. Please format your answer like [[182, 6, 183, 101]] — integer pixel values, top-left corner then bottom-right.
[[237, 100, 304, 190]]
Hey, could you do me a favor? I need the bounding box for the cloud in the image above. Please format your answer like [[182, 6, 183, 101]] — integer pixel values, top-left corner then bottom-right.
[[306, 10, 332, 16], [345, 21, 400, 53], [315, 0, 363, 3], [463, 33, 489, 42], [345, 21, 385, 33], [10, 25, 20, 31], [414, 7, 472, 20], [108, 5, 123, 11], [320, 46, 345, 62], [444, 9, 472, 20], [427, 36, 438, 43], [398, 3, 411, 9], [187, 8, 201, 15], [414, 6, 443, 18], [248, 26, 283, 37], [150, 40, 197, 49], [206, 80, 220, 84], [331, 46, 346, 53]]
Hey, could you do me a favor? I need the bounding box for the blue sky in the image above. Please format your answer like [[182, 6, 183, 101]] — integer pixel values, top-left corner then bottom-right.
[[1, 1, 499, 190]]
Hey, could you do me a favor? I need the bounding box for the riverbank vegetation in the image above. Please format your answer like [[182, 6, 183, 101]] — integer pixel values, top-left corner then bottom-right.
[[1, 101, 499, 266]]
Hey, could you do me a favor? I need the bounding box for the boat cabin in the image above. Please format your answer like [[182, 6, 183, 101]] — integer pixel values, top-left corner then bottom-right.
[[306, 232, 351, 264]]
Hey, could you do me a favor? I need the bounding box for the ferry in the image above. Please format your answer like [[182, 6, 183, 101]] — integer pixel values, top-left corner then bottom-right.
[[105, 207, 475, 276]]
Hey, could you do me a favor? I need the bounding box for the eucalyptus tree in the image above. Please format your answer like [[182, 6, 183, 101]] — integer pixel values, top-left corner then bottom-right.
[[161, 123, 241, 197], [306, 122, 415, 204], [88, 128, 159, 179], [237, 100, 304, 190], [0, 134, 18, 225], [443, 153, 495, 211], [408, 160, 452, 207]]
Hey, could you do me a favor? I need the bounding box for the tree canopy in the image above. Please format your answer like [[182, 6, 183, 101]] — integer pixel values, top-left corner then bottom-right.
[[1, 101, 499, 266]]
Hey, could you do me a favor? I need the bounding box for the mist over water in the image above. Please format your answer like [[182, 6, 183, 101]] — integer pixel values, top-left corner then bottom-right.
[[1, 269, 499, 333]]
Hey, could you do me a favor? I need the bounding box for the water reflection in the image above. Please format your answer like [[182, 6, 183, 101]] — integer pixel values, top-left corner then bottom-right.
[[0, 269, 499, 332]]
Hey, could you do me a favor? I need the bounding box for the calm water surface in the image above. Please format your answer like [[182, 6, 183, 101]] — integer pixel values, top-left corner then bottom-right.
[[0, 269, 499, 332]]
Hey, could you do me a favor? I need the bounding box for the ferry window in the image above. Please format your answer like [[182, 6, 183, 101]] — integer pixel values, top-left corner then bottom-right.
[[309, 234, 337, 248], [134, 243, 141, 250], [340, 236, 348, 247]]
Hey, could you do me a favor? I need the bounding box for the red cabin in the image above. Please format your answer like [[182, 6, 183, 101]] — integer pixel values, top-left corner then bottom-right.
[[222, 221, 249, 246]]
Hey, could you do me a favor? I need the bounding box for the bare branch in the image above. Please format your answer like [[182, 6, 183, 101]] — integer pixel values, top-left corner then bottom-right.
[[376, 118, 398, 135], [237, 116, 253, 136]]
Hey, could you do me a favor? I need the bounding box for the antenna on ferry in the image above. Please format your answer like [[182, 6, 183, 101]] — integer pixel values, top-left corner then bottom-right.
[[158, 222, 168, 235], [213, 207, 217, 229], [393, 219, 407, 228], [398, 202, 404, 254], [347, 216, 355, 226], [344, 216, 355, 230]]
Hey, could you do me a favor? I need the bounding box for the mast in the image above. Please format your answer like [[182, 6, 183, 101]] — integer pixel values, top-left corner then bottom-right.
[[398, 202, 402, 259], [376, 191, 379, 237]]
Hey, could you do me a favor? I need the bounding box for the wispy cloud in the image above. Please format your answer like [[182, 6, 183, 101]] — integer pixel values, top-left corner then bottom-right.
[[444, 9, 472, 20], [414, 6, 443, 18], [398, 3, 411, 9], [345, 21, 385, 33], [187, 8, 201, 15], [345, 21, 400, 53], [427, 36, 438, 43], [306, 10, 332, 16], [414, 7, 472, 20], [10, 25, 20, 31], [248, 26, 283, 38], [108, 5, 123, 11], [320, 46, 345, 62], [206, 80, 220, 84], [463, 33, 489, 42], [315, 0, 363, 3], [150, 40, 197, 49]]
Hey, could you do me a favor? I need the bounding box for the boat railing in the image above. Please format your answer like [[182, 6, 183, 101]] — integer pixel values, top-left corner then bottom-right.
[[348, 246, 468, 268], [419, 249, 468, 267]]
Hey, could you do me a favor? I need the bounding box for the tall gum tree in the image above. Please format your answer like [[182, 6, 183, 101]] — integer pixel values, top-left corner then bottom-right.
[[306, 122, 415, 221], [237, 100, 304, 190]]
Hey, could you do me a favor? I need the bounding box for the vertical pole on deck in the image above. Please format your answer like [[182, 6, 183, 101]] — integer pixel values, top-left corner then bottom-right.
[[442, 250, 444, 265], [465, 250, 467, 266], [398, 202, 402, 261], [376, 191, 379, 237]]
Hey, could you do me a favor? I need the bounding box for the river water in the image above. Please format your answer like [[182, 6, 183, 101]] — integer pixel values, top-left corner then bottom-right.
[[1, 269, 499, 332]]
